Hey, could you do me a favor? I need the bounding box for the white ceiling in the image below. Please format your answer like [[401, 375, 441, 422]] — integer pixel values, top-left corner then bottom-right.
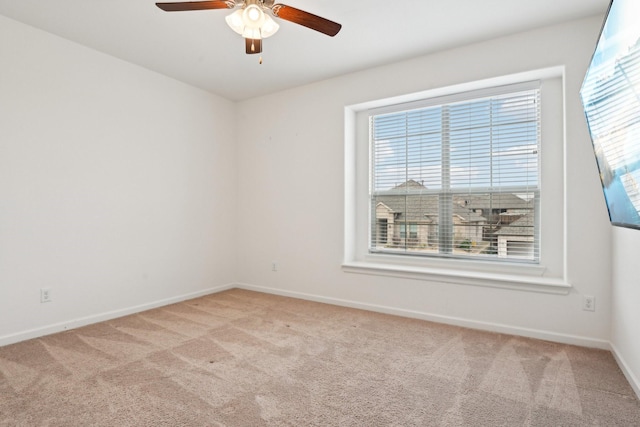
[[0, 0, 609, 101]]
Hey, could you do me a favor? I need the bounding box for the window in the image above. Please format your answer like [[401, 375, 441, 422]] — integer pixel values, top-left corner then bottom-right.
[[369, 83, 540, 263], [344, 70, 568, 290]]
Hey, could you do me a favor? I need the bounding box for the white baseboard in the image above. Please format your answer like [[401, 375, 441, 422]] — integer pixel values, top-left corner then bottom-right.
[[235, 282, 611, 350], [0, 283, 235, 347], [0, 281, 615, 356], [610, 342, 640, 401]]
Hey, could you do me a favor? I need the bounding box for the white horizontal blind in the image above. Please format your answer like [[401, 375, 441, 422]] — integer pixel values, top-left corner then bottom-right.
[[370, 84, 540, 262]]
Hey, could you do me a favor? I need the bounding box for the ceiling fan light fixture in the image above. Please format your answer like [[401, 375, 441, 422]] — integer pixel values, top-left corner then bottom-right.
[[225, 5, 279, 40]]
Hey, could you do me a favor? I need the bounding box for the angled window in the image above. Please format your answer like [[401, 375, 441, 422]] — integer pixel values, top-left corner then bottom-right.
[[369, 84, 540, 263]]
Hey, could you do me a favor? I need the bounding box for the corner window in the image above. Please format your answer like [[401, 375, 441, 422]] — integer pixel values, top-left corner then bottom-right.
[[369, 84, 540, 263]]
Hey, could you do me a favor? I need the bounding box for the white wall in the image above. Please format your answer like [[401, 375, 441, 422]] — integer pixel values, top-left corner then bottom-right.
[[611, 227, 640, 396], [236, 16, 613, 347], [0, 15, 237, 344]]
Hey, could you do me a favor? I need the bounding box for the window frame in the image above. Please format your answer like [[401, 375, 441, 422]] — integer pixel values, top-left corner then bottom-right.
[[343, 68, 570, 294]]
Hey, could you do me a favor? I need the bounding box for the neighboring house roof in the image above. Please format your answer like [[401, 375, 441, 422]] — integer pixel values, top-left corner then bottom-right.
[[495, 215, 535, 236], [387, 179, 428, 192], [452, 206, 486, 223], [375, 194, 486, 223], [375, 180, 532, 224], [375, 194, 438, 222], [457, 193, 533, 211]]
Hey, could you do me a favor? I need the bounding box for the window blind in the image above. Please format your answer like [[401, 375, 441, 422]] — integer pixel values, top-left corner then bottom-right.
[[369, 85, 541, 262]]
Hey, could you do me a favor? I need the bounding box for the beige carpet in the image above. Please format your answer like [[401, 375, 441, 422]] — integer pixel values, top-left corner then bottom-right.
[[0, 289, 638, 426]]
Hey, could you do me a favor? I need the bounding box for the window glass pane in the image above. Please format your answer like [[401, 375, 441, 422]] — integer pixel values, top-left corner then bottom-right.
[[372, 107, 442, 192]]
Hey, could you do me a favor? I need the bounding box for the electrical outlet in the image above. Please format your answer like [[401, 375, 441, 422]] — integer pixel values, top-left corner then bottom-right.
[[271, 262, 278, 272], [40, 288, 52, 303], [583, 295, 595, 312]]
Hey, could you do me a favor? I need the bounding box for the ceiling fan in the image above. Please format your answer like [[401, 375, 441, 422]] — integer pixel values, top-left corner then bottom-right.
[[155, 0, 342, 55]]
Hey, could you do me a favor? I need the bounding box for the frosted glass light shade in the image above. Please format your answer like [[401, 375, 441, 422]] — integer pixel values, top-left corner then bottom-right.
[[225, 10, 244, 35], [260, 15, 279, 38]]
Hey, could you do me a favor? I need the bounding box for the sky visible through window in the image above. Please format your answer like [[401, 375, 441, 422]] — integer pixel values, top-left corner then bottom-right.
[[372, 91, 539, 193]]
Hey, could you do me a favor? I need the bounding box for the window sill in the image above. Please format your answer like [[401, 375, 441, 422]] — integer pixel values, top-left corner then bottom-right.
[[341, 260, 571, 295]]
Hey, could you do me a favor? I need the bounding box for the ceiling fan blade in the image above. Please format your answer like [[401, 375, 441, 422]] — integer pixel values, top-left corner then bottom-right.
[[156, 1, 234, 12], [272, 4, 341, 37]]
